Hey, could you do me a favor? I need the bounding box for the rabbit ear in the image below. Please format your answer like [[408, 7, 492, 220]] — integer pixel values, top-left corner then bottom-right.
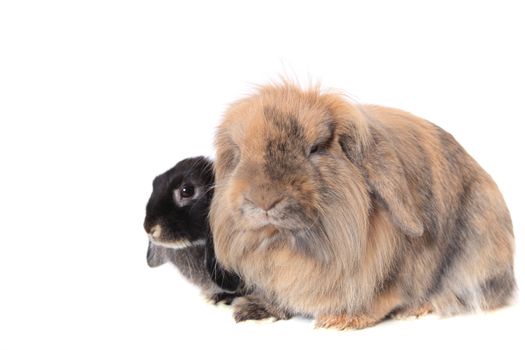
[[146, 241, 170, 267], [340, 130, 424, 237]]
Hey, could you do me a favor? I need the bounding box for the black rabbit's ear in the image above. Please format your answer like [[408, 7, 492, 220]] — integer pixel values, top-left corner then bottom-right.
[[340, 129, 424, 237], [147, 242, 170, 267]]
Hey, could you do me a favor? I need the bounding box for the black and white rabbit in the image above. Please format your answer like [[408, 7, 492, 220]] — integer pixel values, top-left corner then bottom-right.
[[143, 156, 241, 303]]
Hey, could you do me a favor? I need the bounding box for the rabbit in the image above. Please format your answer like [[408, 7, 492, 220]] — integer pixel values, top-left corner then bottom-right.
[[210, 82, 516, 329], [143, 156, 242, 303]]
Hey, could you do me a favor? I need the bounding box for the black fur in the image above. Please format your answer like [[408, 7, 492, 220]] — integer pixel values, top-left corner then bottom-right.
[[144, 157, 242, 298], [144, 157, 213, 243], [205, 232, 243, 292]]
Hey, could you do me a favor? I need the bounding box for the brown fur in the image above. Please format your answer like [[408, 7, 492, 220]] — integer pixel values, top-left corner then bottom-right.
[[390, 302, 433, 320], [210, 82, 515, 329]]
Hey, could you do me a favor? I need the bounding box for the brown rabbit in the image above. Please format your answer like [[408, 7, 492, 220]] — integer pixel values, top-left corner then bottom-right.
[[210, 82, 516, 329]]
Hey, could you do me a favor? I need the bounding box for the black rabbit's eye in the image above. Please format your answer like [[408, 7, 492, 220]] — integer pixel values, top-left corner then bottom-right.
[[173, 184, 201, 207], [180, 185, 195, 198]]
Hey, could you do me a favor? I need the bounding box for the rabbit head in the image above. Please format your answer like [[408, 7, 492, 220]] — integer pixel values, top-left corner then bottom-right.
[[144, 156, 214, 251], [211, 83, 423, 275]]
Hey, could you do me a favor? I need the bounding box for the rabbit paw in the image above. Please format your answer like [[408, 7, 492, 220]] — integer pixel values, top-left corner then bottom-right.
[[233, 297, 275, 322], [390, 303, 433, 320], [316, 314, 377, 330], [210, 292, 239, 305]]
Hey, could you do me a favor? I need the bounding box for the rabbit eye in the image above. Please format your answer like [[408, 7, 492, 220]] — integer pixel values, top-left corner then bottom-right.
[[173, 184, 201, 207], [308, 144, 322, 157], [180, 185, 195, 198], [309, 145, 319, 155]]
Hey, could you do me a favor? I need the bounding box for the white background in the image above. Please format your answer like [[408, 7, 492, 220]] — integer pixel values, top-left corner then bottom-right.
[[1, 1, 524, 349]]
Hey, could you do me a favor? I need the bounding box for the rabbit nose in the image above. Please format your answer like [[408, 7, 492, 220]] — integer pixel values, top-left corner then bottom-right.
[[146, 224, 162, 238], [244, 192, 283, 212], [144, 219, 161, 238]]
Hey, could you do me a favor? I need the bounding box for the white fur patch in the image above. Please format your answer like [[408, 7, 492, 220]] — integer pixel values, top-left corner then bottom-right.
[[149, 235, 206, 250], [150, 224, 162, 238]]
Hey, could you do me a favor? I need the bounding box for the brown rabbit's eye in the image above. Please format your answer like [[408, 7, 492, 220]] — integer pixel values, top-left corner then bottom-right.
[[309, 145, 319, 155], [180, 185, 195, 198]]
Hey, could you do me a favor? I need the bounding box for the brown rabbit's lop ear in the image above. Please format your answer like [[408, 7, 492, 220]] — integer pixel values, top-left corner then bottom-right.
[[322, 93, 423, 237], [362, 135, 424, 237], [338, 124, 424, 238]]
